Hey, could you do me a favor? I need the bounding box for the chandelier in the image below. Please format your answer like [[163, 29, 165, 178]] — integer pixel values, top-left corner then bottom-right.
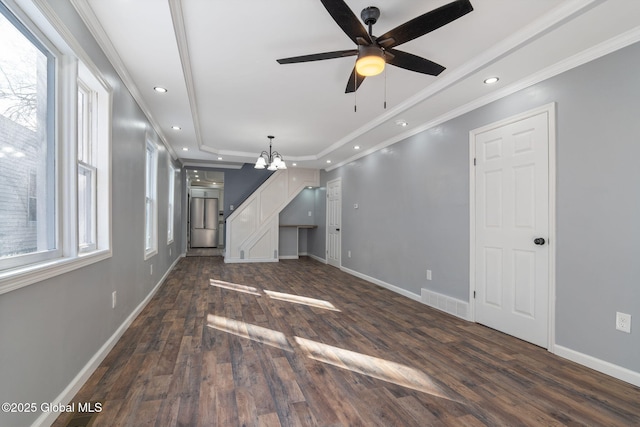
[[254, 135, 287, 170]]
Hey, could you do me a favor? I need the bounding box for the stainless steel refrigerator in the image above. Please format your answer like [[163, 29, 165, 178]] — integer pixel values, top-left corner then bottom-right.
[[190, 197, 219, 248]]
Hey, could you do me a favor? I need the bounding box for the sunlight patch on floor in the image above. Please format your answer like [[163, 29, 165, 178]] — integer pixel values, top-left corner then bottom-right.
[[209, 279, 261, 296], [264, 290, 340, 312], [294, 336, 456, 401], [206, 314, 293, 352]]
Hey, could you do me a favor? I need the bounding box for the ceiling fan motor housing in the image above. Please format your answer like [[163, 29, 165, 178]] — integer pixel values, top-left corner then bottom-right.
[[361, 6, 380, 26]]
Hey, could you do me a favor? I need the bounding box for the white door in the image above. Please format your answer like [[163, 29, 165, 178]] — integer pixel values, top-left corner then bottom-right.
[[326, 178, 341, 268], [473, 108, 552, 348]]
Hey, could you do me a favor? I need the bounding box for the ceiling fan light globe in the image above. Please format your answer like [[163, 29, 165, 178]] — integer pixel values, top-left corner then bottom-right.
[[279, 161, 287, 170], [356, 46, 385, 77], [267, 163, 278, 171]]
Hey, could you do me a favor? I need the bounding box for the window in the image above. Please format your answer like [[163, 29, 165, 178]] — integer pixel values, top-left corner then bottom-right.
[[144, 141, 158, 258], [0, 0, 112, 293], [77, 79, 96, 252], [167, 163, 175, 244], [0, 1, 57, 270]]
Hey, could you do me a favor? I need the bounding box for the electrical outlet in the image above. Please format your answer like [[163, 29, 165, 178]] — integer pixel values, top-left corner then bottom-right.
[[112, 291, 117, 309], [426, 269, 432, 281], [150, 264, 153, 275], [616, 312, 631, 333]]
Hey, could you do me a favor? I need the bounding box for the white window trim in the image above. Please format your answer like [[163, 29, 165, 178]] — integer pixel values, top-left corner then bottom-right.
[[144, 140, 158, 259], [167, 161, 175, 244], [0, 0, 112, 295]]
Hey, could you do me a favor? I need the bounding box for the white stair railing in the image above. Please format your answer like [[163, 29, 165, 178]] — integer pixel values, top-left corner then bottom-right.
[[224, 168, 319, 263]]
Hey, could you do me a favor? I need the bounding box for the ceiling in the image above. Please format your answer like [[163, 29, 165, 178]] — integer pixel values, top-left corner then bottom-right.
[[71, 0, 640, 171]]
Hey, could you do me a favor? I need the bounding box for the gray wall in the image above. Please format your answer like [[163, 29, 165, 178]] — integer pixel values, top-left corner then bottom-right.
[[314, 42, 640, 374], [279, 188, 316, 257], [0, 1, 183, 425]]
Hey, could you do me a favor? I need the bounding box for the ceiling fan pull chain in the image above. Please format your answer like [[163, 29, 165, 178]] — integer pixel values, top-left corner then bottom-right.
[[384, 65, 387, 109], [354, 76, 357, 112]]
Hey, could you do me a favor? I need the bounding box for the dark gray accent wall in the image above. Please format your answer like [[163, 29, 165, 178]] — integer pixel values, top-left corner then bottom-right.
[[222, 164, 273, 218], [315, 42, 640, 374], [0, 1, 183, 425]]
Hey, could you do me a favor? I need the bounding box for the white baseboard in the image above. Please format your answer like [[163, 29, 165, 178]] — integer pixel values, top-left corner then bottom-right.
[[33, 255, 183, 427], [224, 257, 278, 263], [307, 253, 326, 264], [340, 266, 421, 302], [420, 288, 470, 320], [279, 255, 298, 260], [554, 345, 640, 388]]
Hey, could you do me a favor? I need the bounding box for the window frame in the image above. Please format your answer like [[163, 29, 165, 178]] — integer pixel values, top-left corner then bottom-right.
[[167, 162, 175, 244], [0, 0, 59, 271], [0, 0, 112, 295], [144, 139, 158, 259]]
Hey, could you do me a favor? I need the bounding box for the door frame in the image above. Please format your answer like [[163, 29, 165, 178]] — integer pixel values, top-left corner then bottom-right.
[[326, 177, 342, 268], [469, 102, 557, 351]]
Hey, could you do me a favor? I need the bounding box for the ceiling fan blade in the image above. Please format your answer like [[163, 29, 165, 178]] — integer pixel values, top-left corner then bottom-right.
[[386, 49, 445, 76], [277, 49, 358, 64], [377, 0, 473, 49], [345, 67, 366, 93], [320, 0, 372, 45]]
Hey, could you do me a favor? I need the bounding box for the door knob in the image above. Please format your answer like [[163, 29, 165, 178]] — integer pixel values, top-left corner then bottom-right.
[[534, 237, 546, 245]]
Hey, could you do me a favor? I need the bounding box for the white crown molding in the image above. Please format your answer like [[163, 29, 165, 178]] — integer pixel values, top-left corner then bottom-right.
[[70, 0, 179, 160], [318, 0, 604, 161], [168, 0, 206, 154], [325, 23, 640, 172]]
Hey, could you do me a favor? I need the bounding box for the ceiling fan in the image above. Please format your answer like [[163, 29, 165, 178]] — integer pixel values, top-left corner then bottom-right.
[[277, 0, 473, 93]]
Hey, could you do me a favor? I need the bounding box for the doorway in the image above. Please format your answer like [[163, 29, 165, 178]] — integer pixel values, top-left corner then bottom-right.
[[186, 169, 225, 256], [326, 178, 342, 268], [470, 103, 556, 349]]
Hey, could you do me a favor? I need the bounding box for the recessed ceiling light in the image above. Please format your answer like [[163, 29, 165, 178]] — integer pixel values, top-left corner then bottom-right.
[[354, 145, 360, 150], [194, 170, 198, 173], [326, 160, 331, 164], [395, 120, 408, 127], [171, 125, 181, 130], [217, 157, 223, 160], [292, 163, 297, 166], [153, 86, 168, 93], [194, 175, 199, 178], [182, 147, 189, 151], [484, 76, 499, 85]]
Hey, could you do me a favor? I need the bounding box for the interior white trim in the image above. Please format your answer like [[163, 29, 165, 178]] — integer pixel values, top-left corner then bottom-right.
[[69, 0, 178, 160], [31, 254, 184, 427], [325, 25, 640, 172], [554, 345, 640, 388], [421, 288, 470, 321], [468, 102, 557, 351], [341, 266, 421, 303]]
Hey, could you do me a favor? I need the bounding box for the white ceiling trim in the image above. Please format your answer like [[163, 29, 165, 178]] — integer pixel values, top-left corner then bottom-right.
[[325, 24, 640, 172], [168, 0, 206, 155], [317, 0, 602, 162], [71, 0, 179, 160]]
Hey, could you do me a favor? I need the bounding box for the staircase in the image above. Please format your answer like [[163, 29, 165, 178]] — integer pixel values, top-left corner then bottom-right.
[[224, 168, 319, 263]]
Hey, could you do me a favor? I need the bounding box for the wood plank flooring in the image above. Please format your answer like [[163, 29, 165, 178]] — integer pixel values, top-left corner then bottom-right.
[[53, 256, 640, 426]]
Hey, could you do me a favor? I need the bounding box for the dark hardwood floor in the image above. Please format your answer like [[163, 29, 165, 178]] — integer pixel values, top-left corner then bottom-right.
[[53, 256, 640, 426]]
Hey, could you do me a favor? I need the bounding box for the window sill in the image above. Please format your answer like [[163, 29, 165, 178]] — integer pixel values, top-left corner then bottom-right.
[[144, 249, 157, 261], [0, 249, 112, 295]]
